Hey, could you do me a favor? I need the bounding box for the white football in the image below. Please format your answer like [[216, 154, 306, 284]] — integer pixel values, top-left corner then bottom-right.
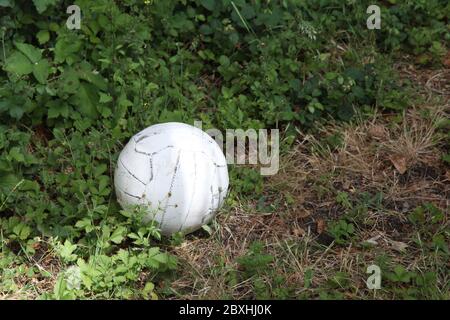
[[114, 122, 229, 235]]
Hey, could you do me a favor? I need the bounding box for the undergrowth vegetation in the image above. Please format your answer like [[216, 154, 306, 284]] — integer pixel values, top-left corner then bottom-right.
[[0, 0, 448, 299]]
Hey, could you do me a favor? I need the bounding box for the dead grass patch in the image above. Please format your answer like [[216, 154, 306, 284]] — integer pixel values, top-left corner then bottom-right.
[[170, 103, 449, 299]]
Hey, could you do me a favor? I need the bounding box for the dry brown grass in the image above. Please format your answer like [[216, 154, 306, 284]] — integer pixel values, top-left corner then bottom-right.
[[0, 239, 61, 300], [169, 103, 449, 299]]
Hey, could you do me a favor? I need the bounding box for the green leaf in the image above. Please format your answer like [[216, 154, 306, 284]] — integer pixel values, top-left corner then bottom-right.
[[4, 52, 33, 75], [110, 226, 127, 244], [32, 0, 58, 14], [152, 253, 168, 264], [73, 83, 99, 118], [201, 224, 213, 235], [9, 105, 25, 119], [93, 164, 107, 177], [99, 92, 113, 103], [59, 240, 77, 262], [199, 24, 213, 35], [9, 147, 25, 162], [20, 226, 31, 240], [200, 0, 215, 11], [229, 32, 239, 45], [146, 82, 159, 91], [15, 42, 42, 63], [47, 101, 69, 119], [241, 4, 256, 19], [119, 209, 133, 218], [75, 218, 94, 233], [13, 223, 31, 240], [143, 282, 154, 292], [60, 69, 80, 94], [81, 274, 92, 290], [0, 0, 14, 7], [77, 62, 108, 90], [442, 153, 450, 164], [142, 282, 157, 300], [0, 173, 21, 190], [55, 35, 82, 63], [218, 55, 230, 66], [33, 59, 50, 84], [36, 30, 50, 44]]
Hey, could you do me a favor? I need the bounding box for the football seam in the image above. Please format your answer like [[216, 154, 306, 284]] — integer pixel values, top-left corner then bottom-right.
[[134, 145, 175, 156], [133, 131, 163, 143], [160, 150, 182, 228], [116, 185, 142, 201], [119, 158, 147, 186], [179, 153, 197, 232], [182, 149, 227, 168]]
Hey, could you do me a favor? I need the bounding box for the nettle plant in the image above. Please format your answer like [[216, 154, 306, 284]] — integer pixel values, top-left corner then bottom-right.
[[2, 0, 433, 128]]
